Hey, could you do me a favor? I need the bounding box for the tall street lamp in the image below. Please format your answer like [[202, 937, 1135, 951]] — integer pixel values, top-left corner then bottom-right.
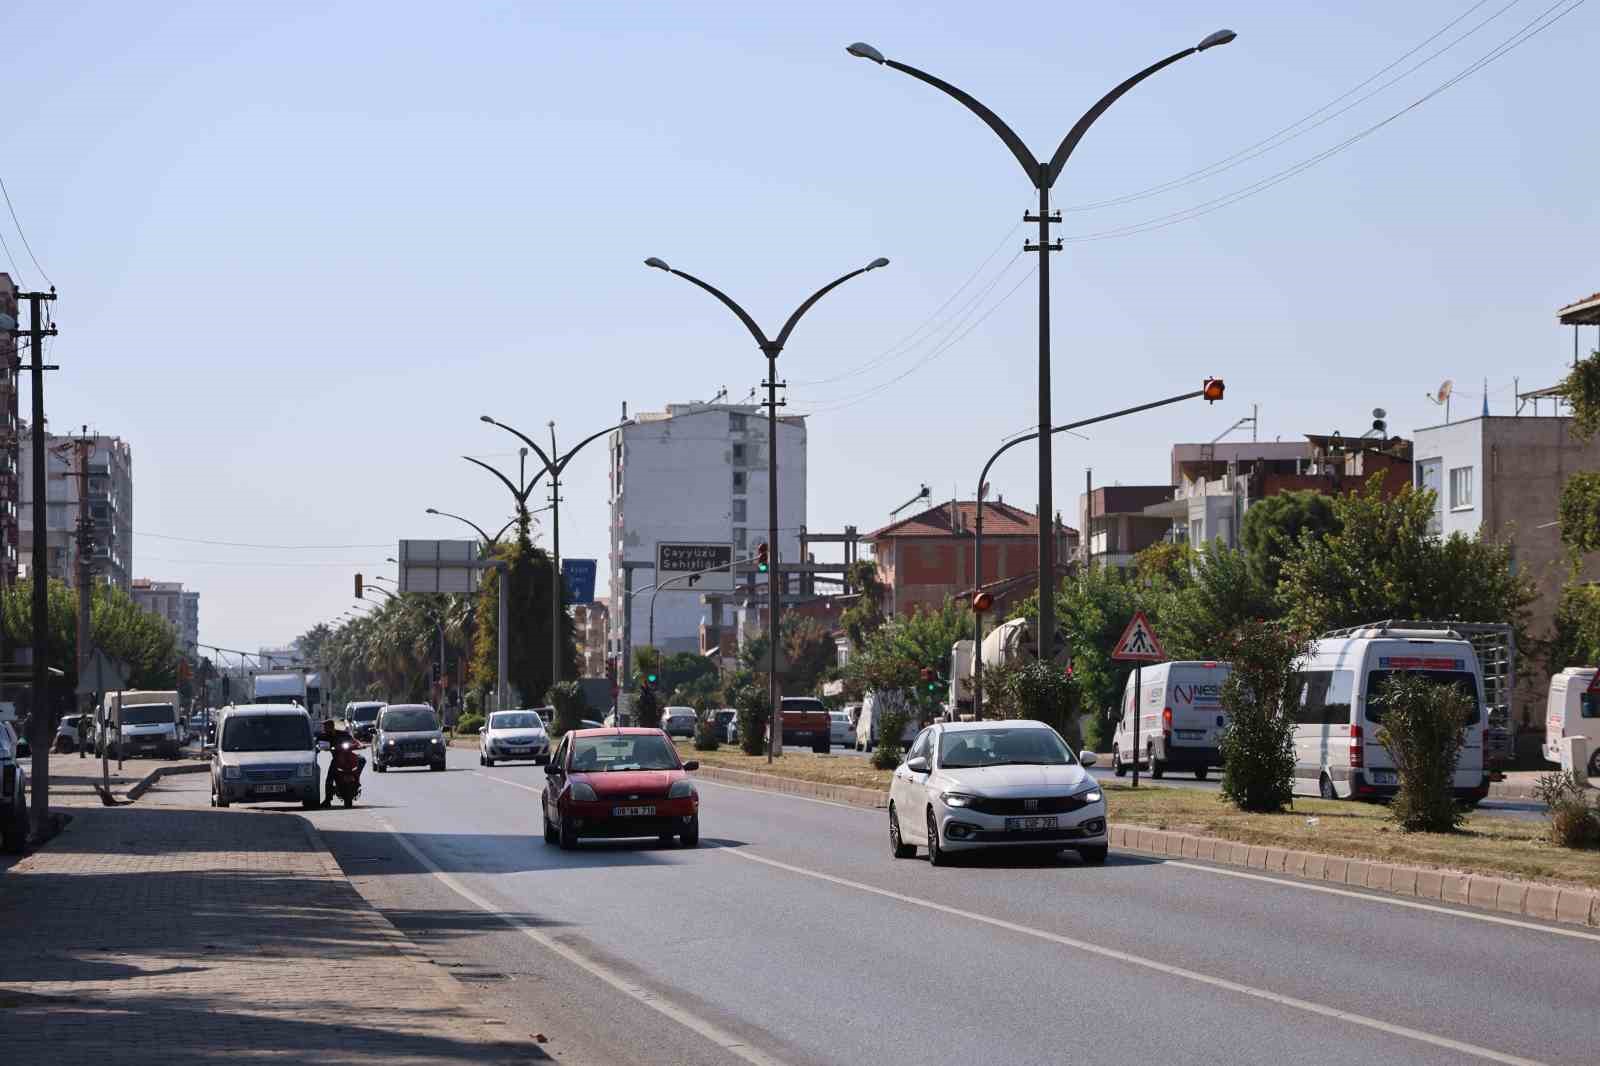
[[426, 507, 516, 549], [969, 381, 1224, 718], [644, 256, 888, 761], [479, 415, 629, 690], [848, 30, 1236, 673]]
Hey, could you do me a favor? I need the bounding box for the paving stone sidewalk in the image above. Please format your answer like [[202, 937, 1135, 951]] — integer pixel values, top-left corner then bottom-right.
[[0, 778, 546, 1064]]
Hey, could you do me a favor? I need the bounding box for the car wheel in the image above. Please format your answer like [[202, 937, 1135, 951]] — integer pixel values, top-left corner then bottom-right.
[[483, 755, 494, 767], [1194, 768, 1208, 781], [1148, 747, 1164, 780], [680, 815, 699, 848], [558, 814, 578, 850], [1078, 845, 1108, 864], [478, 752, 485, 766], [812, 741, 828, 755], [215, 793, 230, 808], [430, 761, 445, 772], [302, 793, 320, 811], [342, 794, 354, 809], [888, 803, 915, 858], [542, 811, 558, 845], [1319, 773, 1338, 801], [1112, 747, 1126, 777], [925, 809, 948, 867]]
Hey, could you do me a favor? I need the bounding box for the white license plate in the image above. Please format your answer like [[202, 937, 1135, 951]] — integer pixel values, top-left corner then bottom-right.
[[1005, 816, 1058, 831], [613, 805, 655, 817], [508, 747, 530, 754], [254, 783, 288, 794], [1175, 729, 1205, 740], [1370, 770, 1397, 785]]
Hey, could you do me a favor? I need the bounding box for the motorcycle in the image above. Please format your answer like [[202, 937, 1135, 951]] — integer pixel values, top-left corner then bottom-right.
[[329, 739, 365, 808]]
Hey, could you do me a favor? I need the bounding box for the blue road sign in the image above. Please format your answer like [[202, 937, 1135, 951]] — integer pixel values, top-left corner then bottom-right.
[[562, 558, 597, 604]]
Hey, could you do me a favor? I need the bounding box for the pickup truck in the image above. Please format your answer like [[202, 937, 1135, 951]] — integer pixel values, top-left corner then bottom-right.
[[779, 697, 832, 754]]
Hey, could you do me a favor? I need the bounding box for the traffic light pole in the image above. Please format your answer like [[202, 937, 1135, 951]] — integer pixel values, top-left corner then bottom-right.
[[647, 552, 758, 648], [970, 385, 1222, 716]]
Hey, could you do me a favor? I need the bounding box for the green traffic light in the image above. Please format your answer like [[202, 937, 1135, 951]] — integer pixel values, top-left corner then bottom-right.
[[646, 674, 658, 684], [757, 562, 768, 573]]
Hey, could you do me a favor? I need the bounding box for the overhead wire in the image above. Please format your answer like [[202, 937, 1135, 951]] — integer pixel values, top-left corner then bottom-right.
[[0, 174, 51, 287], [136, 531, 392, 549]]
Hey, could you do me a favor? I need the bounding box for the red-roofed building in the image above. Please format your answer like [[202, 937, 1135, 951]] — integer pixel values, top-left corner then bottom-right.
[[865, 500, 1077, 619]]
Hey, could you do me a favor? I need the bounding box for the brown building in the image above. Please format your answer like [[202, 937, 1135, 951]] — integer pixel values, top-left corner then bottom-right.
[[1080, 485, 1175, 569], [866, 500, 1077, 618]]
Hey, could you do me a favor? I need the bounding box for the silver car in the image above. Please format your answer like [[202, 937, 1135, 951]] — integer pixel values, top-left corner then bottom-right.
[[479, 709, 550, 766], [829, 711, 853, 748], [373, 704, 447, 772]]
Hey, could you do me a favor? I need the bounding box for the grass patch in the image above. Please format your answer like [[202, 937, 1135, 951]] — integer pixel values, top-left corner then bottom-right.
[[675, 742, 893, 792]]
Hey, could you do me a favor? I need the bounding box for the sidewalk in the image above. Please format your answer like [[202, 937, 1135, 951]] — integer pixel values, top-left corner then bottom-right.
[[0, 776, 544, 1063]]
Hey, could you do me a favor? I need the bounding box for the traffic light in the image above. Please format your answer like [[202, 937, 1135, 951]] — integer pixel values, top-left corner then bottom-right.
[[1202, 378, 1225, 403], [354, 573, 364, 599], [646, 672, 658, 685], [755, 543, 769, 573], [971, 591, 994, 614], [920, 667, 938, 692], [431, 662, 442, 684]]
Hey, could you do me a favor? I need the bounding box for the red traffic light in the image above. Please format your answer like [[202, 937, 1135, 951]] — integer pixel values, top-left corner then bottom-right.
[[1202, 378, 1225, 403], [971, 591, 994, 613], [354, 573, 364, 599]]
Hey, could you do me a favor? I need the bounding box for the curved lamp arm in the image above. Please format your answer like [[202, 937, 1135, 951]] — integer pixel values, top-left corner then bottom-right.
[[480, 417, 556, 475], [461, 455, 531, 507], [644, 260, 771, 350], [1044, 46, 1199, 187], [554, 420, 630, 478], [772, 259, 890, 351], [426, 507, 494, 545]]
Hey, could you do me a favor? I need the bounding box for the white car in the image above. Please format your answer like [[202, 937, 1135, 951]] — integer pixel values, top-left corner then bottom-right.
[[886, 720, 1106, 866], [479, 709, 550, 766], [829, 711, 853, 748]]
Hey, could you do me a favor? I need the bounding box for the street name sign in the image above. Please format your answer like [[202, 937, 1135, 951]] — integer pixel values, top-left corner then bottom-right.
[[1111, 611, 1165, 663], [655, 542, 735, 592], [562, 558, 598, 604]]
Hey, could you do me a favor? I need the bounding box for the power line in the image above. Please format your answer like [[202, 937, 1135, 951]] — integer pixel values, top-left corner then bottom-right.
[[138, 555, 380, 568], [0, 174, 51, 287], [1060, 0, 1585, 244], [136, 531, 392, 549], [1061, 0, 1512, 213]]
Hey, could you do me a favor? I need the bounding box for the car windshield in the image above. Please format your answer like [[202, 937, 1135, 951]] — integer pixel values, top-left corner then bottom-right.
[[121, 704, 174, 725], [714, 710, 736, 723], [938, 727, 1074, 769], [569, 734, 680, 772], [382, 708, 438, 732], [490, 712, 542, 730], [1366, 670, 1482, 725], [830, 712, 850, 722], [350, 705, 381, 722], [222, 714, 311, 753]]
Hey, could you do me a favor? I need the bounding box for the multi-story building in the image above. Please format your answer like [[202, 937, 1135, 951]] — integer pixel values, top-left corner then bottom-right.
[[1079, 485, 1174, 569], [0, 275, 18, 585], [865, 499, 1077, 619], [607, 401, 806, 657], [131, 579, 200, 651], [575, 598, 609, 678], [18, 429, 133, 589]]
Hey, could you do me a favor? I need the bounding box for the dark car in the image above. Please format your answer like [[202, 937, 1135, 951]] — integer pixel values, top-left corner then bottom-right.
[[542, 728, 699, 849], [343, 701, 385, 742], [373, 704, 446, 772]]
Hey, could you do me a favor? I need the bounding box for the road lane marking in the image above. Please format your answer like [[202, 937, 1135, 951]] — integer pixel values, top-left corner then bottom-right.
[[722, 847, 1547, 1066], [1161, 860, 1600, 944], [696, 777, 882, 813], [373, 816, 789, 1066], [471, 771, 543, 795]]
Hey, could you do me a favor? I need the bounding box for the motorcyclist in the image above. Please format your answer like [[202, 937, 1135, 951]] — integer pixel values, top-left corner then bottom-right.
[[319, 719, 364, 807]]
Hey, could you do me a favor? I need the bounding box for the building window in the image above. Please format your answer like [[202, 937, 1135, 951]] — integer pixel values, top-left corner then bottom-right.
[[732, 469, 746, 494], [734, 527, 747, 551], [732, 499, 746, 522], [1449, 466, 1473, 511], [1417, 459, 1443, 534], [732, 443, 746, 467], [1189, 518, 1203, 545], [729, 412, 747, 433]]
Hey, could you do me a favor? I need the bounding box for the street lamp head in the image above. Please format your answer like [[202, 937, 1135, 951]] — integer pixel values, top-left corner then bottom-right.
[[644, 257, 671, 272], [866, 257, 890, 271], [425, 507, 439, 515], [479, 415, 494, 424], [846, 42, 885, 64], [1197, 29, 1237, 51]]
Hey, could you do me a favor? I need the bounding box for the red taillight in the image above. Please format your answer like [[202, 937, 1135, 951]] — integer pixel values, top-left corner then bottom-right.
[[1162, 708, 1173, 731], [1349, 724, 1364, 768]]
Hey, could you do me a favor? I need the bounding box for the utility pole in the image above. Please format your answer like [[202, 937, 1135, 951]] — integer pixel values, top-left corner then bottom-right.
[[763, 358, 783, 760], [21, 288, 57, 841], [548, 422, 562, 693], [71, 428, 94, 773]]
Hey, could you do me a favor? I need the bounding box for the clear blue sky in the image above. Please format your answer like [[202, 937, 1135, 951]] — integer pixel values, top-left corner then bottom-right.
[[6, 0, 1596, 653]]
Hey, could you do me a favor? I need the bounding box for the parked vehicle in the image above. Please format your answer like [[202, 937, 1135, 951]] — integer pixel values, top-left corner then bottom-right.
[[660, 707, 698, 739], [341, 701, 385, 742], [887, 720, 1105, 865], [1542, 667, 1600, 776], [479, 709, 550, 766], [1110, 661, 1232, 780], [854, 690, 918, 752], [779, 697, 831, 754], [54, 714, 84, 753], [541, 727, 700, 848], [0, 707, 28, 853], [373, 704, 446, 772], [829, 711, 853, 748], [707, 708, 738, 743], [103, 691, 183, 759], [210, 705, 320, 809], [948, 639, 976, 718], [1291, 623, 1490, 803]]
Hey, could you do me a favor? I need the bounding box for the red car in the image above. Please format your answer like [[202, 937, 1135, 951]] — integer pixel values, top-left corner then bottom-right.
[[542, 727, 700, 849]]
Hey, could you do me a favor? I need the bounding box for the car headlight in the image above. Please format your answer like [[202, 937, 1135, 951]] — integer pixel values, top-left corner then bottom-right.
[[1074, 783, 1103, 803], [298, 763, 316, 779], [940, 791, 977, 808], [430, 737, 441, 745], [385, 739, 396, 747], [569, 782, 598, 802], [667, 779, 696, 799], [222, 765, 242, 780]]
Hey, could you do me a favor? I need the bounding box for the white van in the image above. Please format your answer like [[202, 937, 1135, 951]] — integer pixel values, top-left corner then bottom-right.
[[1542, 668, 1600, 776], [1111, 661, 1232, 779], [855, 690, 918, 752], [1292, 625, 1489, 804]]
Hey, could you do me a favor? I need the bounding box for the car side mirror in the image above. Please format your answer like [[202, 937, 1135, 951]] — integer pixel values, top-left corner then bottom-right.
[[543, 762, 558, 775], [682, 760, 699, 772], [478, 726, 486, 734], [1079, 751, 1098, 768], [905, 755, 929, 774]]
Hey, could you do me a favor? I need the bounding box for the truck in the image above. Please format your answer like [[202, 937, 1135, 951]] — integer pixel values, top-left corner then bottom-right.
[[947, 639, 976, 718], [779, 697, 832, 754], [252, 671, 315, 717], [103, 690, 183, 760]]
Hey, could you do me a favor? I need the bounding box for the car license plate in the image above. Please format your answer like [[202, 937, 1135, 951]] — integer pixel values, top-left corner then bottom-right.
[[1005, 816, 1058, 831], [1175, 729, 1205, 740], [613, 805, 655, 817], [254, 783, 288, 794], [1370, 770, 1398, 785], [508, 746, 529, 754]]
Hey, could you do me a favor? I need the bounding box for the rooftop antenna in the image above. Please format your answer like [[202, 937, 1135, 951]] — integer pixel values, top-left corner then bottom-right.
[[889, 483, 932, 518], [1425, 379, 1453, 424]]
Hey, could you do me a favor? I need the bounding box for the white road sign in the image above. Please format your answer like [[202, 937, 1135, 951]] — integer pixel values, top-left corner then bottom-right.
[[655, 542, 736, 592]]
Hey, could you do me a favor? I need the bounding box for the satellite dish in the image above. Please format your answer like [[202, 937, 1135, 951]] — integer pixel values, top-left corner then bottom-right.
[[1437, 380, 1453, 403], [1372, 407, 1387, 420]]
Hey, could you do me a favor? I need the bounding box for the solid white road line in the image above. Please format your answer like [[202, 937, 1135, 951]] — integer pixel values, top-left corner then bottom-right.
[[722, 847, 1548, 1066], [1161, 860, 1600, 944], [471, 771, 543, 794], [373, 815, 790, 1066]]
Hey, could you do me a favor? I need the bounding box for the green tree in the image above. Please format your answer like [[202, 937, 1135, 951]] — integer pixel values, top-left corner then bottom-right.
[[1155, 546, 1276, 661], [1051, 567, 1148, 750], [469, 530, 578, 706], [840, 560, 888, 649], [1558, 471, 1600, 557], [1239, 490, 1340, 591], [1216, 619, 1306, 813], [1548, 584, 1600, 672], [780, 616, 837, 696], [1557, 348, 1600, 442], [985, 658, 1080, 747], [1373, 673, 1473, 833], [845, 599, 967, 711]]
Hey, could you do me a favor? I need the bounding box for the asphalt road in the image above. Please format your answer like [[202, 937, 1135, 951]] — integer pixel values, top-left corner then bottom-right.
[[296, 746, 1596, 1066]]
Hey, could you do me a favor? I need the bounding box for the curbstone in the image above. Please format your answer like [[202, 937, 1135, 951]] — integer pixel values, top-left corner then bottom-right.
[[125, 762, 209, 802], [1246, 846, 1267, 869], [1324, 857, 1349, 884], [1494, 881, 1528, 915], [1344, 860, 1371, 887], [1523, 885, 1560, 921], [1182, 836, 1200, 859], [1197, 838, 1217, 861], [1556, 890, 1592, 925], [1416, 870, 1442, 900], [1229, 842, 1251, 865], [1468, 878, 1500, 910], [1305, 853, 1327, 880], [1366, 865, 1393, 892], [1285, 851, 1309, 877], [1264, 847, 1287, 872], [1442, 875, 1472, 906]]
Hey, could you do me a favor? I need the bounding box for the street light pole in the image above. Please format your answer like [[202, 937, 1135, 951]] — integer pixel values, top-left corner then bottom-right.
[[971, 383, 1225, 718], [645, 256, 889, 761], [848, 30, 1235, 678]]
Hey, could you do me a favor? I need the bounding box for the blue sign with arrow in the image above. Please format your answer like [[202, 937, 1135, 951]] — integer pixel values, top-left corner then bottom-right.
[[562, 558, 597, 604]]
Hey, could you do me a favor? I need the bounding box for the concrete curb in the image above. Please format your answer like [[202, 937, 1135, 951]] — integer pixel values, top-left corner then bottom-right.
[[691, 764, 1600, 930], [124, 762, 209, 802]]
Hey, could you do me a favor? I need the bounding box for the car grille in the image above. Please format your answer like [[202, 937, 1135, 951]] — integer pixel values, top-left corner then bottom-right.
[[965, 793, 1094, 816], [971, 825, 1097, 842], [399, 740, 428, 756], [244, 766, 296, 782]]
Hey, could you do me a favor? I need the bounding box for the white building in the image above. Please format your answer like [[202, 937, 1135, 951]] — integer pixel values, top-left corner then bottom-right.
[[607, 402, 806, 658], [131, 579, 200, 651], [18, 429, 134, 590]]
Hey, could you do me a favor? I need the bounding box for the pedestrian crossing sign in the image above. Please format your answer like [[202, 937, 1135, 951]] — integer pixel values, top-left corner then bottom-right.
[[1111, 611, 1165, 662]]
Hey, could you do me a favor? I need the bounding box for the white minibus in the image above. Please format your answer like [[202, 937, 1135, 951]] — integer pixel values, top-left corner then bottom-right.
[[1111, 661, 1231, 779]]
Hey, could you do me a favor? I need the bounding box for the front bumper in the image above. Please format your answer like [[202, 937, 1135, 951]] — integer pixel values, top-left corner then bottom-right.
[[1156, 744, 1221, 769], [565, 797, 697, 838], [487, 741, 548, 760], [934, 800, 1108, 852], [219, 778, 318, 804], [379, 743, 445, 765]]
